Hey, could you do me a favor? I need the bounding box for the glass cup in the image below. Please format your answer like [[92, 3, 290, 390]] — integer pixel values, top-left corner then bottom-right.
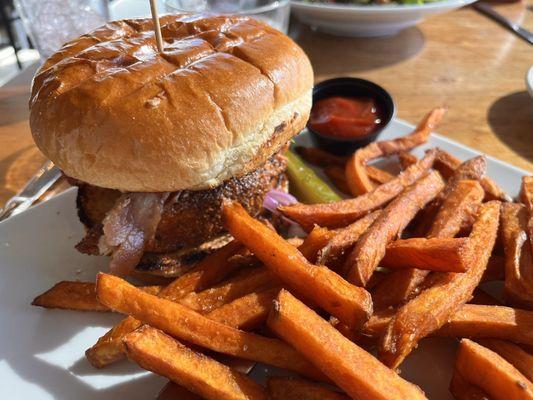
[[14, 0, 109, 59], [164, 0, 290, 33]]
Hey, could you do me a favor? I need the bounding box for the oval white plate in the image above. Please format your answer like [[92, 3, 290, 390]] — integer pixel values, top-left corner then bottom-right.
[[290, 0, 477, 37], [0, 118, 529, 399]]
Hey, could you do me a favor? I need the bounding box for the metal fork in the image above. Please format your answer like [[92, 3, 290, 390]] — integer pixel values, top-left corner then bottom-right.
[[473, 2, 533, 45]]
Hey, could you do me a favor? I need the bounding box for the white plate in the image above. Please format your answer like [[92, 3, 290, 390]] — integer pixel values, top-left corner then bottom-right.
[[290, 0, 477, 37], [0, 119, 529, 399]]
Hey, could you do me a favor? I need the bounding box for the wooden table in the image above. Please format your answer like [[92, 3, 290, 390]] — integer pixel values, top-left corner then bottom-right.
[[0, 2, 532, 206]]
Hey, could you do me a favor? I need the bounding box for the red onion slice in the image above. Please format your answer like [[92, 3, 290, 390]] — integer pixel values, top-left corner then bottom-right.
[[262, 189, 297, 214]]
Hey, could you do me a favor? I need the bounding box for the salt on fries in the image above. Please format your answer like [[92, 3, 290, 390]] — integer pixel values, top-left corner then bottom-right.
[[32, 109, 533, 399]]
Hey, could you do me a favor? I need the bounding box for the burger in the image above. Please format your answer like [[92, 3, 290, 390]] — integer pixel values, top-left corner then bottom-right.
[[29, 14, 313, 276]]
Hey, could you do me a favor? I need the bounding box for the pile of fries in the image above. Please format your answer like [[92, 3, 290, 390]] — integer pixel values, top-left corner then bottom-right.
[[33, 107, 533, 399]]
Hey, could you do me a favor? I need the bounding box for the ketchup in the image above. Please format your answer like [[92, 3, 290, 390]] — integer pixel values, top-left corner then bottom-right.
[[309, 96, 382, 138]]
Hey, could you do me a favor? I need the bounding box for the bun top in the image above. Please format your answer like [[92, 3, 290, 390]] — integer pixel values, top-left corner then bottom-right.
[[30, 14, 313, 192]]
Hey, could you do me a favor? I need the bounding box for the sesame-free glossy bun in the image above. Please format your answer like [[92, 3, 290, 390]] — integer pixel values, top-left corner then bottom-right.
[[30, 14, 313, 192]]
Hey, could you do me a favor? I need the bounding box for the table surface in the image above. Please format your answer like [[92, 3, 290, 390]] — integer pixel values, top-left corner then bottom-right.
[[0, 2, 532, 206]]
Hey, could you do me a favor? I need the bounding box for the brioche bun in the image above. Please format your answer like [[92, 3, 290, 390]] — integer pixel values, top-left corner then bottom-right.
[[30, 14, 313, 192]]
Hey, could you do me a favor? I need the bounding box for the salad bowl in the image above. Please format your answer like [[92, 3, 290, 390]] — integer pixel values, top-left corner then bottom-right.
[[290, 0, 478, 37]]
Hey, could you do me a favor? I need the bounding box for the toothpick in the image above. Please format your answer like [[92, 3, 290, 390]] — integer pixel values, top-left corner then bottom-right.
[[149, 0, 164, 54]]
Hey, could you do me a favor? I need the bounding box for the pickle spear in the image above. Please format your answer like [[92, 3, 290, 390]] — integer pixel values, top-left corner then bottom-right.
[[286, 150, 342, 204]]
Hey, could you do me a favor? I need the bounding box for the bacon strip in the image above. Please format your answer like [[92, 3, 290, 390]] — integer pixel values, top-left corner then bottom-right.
[[100, 192, 169, 275]]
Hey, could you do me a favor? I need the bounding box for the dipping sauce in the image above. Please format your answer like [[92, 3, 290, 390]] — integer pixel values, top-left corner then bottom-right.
[[309, 96, 382, 139]]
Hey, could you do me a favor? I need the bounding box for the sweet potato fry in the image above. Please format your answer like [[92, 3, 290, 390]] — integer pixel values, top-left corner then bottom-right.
[[124, 326, 268, 400], [324, 165, 351, 195], [32, 281, 161, 311], [500, 203, 533, 309], [426, 180, 485, 239], [379, 201, 500, 368], [96, 273, 323, 379], [223, 201, 373, 329], [298, 226, 336, 261], [436, 305, 533, 346], [371, 180, 484, 310], [345, 108, 444, 196], [365, 304, 533, 346], [521, 176, 533, 254], [345, 170, 445, 286], [279, 150, 437, 230], [434, 149, 511, 202], [371, 268, 428, 311], [267, 377, 349, 400], [205, 287, 280, 331], [157, 382, 203, 400], [316, 211, 381, 267], [449, 370, 491, 400], [415, 157, 487, 236], [366, 165, 395, 184], [267, 290, 428, 400], [454, 339, 532, 400], [381, 237, 472, 272], [398, 151, 418, 169], [33, 281, 127, 312], [295, 146, 347, 167], [178, 268, 278, 313], [477, 339, 533, 382], [86, 240, 247, 368]]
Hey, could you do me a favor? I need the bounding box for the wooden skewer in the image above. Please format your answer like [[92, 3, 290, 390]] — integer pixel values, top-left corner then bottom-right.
[[149, 0, 164, 53]]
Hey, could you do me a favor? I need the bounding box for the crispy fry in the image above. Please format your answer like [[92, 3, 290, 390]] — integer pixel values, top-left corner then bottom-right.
[[295, 146, 347, 167], [446, 156, 487, 186], [426, 180, 485, 239], [434, 149, 511, 202], [345, 171, 445, 286], [96, 273, 323, 379], [267, 377, 349, 400], [267, 289, 428, 400], [364, 304, 533, 346], [178, 268, 277, 313], [449, 370, 491, 400], [415, 157, 487, 236], [366, 165, 395, 184], [324, 165, 351, 195], [157, 382, 203, 400], [86, 240, 246, 368], [345, 108, 444, 195], [316, 211, 380, 267], [223, 201, 373, 329], [477, 339, 533, 382], [454, 339, 532, 400], [298, 226, 336, 262], [521, 176, 533, 254], [32, 281, 156, 312], [371, 180, 484, 310], [124, 326, 268, 400], [398, 151, 418, 169], [379, 201, 500, 368], [371, 268, 428, 311], [279, 150, 437, 230], [205, 287, 280, 331], [381, 237, 472, 272], [500, 203, 533, 309], [437, 305, 533, 346]]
